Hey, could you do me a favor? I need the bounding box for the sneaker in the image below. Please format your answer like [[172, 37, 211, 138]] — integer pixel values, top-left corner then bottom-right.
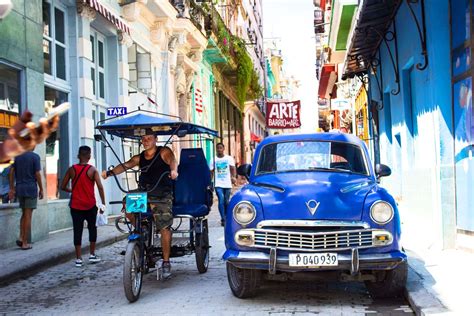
[[75, 258, 83, 267], [89, 254, 101, 263], [161, 261, 172, 279]]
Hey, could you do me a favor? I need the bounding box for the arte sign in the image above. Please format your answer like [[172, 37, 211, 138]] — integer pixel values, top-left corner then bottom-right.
[[107, 107, 127, 116], [266, 100, 301, 129]]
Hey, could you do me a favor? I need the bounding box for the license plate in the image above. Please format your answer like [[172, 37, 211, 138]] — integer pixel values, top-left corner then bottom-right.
[[289, 253, 338, 267]]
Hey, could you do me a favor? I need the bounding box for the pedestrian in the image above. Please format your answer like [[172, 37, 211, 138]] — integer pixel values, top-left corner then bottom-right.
[[0, 166, 11, 203], [210, 143, 237, 226], [101, 133, 178, 278], [60, 146, 106, 267], [9, 150, 44, 250]]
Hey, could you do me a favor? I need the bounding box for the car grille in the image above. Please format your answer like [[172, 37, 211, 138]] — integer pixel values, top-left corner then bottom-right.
[[253, 229, 375, 252]]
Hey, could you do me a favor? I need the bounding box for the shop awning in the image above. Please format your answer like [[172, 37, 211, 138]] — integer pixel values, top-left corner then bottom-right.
[[250, 133, 262, 143], [343, 0, 401, 79], [81, 0, 130, 35], [313, 0, 327, 9], [318, 64, 337, 99]]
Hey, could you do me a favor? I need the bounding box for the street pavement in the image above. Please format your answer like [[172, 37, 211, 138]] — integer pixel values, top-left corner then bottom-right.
[[0, 208, 414, 315]]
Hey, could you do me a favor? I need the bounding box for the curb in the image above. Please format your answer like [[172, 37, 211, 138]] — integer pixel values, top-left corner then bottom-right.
[[0, 233, 127, 286], [404, 264, 449, 316]]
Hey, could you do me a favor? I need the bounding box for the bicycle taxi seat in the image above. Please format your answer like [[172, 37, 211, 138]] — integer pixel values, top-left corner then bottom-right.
[[172, 148, 212, 218]]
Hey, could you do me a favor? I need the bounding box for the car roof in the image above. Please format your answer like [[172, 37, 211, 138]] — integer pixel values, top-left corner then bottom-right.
[[260, 132, 366, 147]]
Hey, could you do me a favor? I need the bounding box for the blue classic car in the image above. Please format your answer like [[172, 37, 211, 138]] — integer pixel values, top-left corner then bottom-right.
[[224, 133, 407, 298]]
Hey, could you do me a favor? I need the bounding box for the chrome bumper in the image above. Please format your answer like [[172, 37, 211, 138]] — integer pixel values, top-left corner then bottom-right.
[[224, 248, 406, 274]]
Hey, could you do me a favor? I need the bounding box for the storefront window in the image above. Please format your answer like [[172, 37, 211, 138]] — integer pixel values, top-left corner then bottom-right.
[[451, 0, 474, 233], [45, 87, 68, 200], [0, 63, 21, 204]]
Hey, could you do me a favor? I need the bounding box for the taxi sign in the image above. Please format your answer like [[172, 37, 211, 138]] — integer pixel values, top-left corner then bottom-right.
[[107, 107, 127, 116]]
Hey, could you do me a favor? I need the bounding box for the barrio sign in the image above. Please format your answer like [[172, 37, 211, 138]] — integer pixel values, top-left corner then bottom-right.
[[266, 100, 301, 129]]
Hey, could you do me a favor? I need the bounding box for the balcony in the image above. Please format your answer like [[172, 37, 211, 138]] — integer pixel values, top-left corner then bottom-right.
[[169, 0, 207, 33]]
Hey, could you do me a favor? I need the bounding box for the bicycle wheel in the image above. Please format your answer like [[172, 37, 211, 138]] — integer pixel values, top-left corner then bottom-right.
[[123, 241, 143, 302], [195, 219, 209, 273], [115, 215, 131, 234]]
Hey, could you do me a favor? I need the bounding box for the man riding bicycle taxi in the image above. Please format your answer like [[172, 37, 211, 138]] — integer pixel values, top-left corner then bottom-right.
[[102, 133, 178, 278]]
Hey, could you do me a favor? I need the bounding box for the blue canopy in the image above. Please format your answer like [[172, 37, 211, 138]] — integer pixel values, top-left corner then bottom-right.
[[96, 111, 218, 139]]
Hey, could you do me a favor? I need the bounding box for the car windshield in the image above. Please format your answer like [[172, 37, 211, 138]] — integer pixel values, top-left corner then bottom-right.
[[256, 141, 368, 175]]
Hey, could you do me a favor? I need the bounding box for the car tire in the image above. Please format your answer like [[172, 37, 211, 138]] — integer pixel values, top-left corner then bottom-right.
[[226, 262, 261, 299], [365, 260, 407, 298]]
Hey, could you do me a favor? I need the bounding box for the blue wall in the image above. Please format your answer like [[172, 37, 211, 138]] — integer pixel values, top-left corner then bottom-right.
[[369, 0, 456, 247]]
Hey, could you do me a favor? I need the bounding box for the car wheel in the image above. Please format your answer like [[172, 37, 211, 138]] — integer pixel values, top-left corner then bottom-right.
[[226, 262, 261, 299], [365, 261, 407, 298]]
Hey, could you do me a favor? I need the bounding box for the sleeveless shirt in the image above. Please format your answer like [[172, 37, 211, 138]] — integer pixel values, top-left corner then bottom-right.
[[139, 146, 172, 195], [70, 164, 96, 210]]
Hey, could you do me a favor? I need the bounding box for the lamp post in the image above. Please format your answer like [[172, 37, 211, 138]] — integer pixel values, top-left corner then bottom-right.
[[0, 0, 13, 20]]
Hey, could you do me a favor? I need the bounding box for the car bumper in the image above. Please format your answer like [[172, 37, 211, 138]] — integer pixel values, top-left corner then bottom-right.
[[223, 248, 407, 274]]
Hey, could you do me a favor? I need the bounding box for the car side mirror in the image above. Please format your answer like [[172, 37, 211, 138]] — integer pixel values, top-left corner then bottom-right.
[[237, 164, 252, 181], [375, 164, 391, 178]]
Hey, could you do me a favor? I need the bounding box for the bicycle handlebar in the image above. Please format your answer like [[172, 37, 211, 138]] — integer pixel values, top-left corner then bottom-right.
[[108, 168, 171, 194]]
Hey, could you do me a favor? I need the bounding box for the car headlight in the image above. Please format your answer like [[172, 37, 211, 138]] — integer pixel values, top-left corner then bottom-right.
[[233, 201, 256, 226], [370, 201, 394, 224]]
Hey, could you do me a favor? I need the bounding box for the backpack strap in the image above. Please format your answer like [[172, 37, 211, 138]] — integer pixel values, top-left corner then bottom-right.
[[71, 165, 91, 192]]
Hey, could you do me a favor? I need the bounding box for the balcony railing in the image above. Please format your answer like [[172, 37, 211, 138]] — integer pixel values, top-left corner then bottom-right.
[[169, 0, 207, 33]]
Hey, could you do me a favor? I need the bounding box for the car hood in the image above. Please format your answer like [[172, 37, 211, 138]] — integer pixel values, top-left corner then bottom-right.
[[250, 172, 376, 221]]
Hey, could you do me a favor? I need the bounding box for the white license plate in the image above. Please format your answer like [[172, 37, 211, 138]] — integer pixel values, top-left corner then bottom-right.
[[289, 253, 338, 267]]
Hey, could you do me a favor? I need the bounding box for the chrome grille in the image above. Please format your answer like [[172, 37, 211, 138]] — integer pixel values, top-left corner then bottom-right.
[[253, 229, 374, 252]]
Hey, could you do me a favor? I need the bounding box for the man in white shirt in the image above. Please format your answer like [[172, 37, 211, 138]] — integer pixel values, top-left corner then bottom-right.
[[210, 143, 236, 226]]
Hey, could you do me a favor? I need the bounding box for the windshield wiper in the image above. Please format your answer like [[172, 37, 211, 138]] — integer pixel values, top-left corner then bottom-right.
[[308, 167, 352, 173]]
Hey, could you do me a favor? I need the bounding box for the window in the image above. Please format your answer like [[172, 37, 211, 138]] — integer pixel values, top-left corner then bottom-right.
[[92, 108, 107, 170], [45, 87, 68, 200], [0, 63, 21, 204], [43, 0, 67, 81], [90, 31, 106, 100], [257, 141, 368, 175], [0, 63, 21, 141]]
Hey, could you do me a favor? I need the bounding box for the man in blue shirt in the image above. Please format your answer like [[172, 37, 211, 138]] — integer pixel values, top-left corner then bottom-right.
[[9, 151, 43, 250]]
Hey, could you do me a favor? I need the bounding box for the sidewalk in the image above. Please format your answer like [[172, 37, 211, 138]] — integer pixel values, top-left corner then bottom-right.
[[404, 226, 474, 315], [0, 221, 126, 285]]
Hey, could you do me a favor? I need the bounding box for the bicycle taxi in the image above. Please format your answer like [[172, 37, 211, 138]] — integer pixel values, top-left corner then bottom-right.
[[95, 109, 217, 302]]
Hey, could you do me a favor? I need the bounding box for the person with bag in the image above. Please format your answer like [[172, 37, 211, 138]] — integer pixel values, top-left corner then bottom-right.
[[61, 146, 106, 267]]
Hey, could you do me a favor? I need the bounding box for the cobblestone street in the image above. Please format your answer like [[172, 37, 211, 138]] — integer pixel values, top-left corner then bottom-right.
[[0, 211, 413, 315]]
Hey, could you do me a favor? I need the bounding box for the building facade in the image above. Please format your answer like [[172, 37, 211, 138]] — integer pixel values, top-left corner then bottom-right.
[[337, 0, 473, 250], [0, 0, 265, 249]]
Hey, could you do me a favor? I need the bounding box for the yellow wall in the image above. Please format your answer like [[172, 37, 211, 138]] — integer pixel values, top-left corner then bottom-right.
[[355, 86, 369, 144]]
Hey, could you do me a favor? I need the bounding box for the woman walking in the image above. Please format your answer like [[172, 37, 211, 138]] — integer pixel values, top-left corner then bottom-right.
[[61, 146, 106, 267]]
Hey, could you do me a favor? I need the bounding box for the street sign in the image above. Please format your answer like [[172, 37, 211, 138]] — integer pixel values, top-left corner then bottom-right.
[[266, 100, 301, 129], [106, 107, 127, 116]]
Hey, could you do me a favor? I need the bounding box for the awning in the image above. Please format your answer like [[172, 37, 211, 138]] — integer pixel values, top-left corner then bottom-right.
[[313, 0, 327, 9], [81, 0, 130, 35], [96, 111, 218, 139], [318, 64, 337, 99], [250, 133, 262, 143], [343, 0, 401, 78]]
